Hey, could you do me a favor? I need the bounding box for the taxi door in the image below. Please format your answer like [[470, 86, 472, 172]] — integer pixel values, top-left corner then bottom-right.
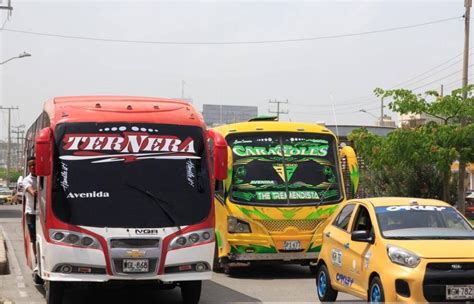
[[323, 203, 357, 294], [342, 203, 375, 298]]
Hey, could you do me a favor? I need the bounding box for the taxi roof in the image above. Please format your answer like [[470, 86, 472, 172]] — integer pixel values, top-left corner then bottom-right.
[[212, 121, 335, 137], [356, 197, 451, 207]]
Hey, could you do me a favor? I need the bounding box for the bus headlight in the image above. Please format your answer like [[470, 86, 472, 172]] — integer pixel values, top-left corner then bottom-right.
[[168, 229, 214, 250], [228, 216, 251, 233], [49, 229, 101, 249], [387, 245, 420, 268]]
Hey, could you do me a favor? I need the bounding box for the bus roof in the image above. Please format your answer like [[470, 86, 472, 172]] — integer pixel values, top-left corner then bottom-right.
[[211, 121, 336, 138], [43, 96, 204, 128]]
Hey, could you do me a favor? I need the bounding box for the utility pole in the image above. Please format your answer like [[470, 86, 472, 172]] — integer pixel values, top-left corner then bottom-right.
[[440, 84, 444, 97], [269, 99, 289, 121], [0, 106, 19, 185], [380, 97, 384, 127], [458, 0, 471, 215], [12, 125, 25, 171]]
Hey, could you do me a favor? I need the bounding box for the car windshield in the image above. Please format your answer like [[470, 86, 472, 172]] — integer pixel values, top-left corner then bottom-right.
[[226, 132, 342, 206], [376, 205, 474, 240], [52, 122, 211, 228]]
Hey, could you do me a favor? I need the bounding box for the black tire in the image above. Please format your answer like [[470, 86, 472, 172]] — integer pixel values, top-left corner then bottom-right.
[[45, 281, 64, 304], [181, 280, 202, 304], [316, 264, 338, 302], [213, 243, 224, 273], [369, 276, 385, 303]]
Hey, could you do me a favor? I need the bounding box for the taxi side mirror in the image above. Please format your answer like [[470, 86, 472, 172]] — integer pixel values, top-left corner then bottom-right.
[[351, 230, 374, 244]]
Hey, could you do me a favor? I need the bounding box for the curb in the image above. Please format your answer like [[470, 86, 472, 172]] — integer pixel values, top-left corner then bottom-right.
[[0, 231, 7, 275]]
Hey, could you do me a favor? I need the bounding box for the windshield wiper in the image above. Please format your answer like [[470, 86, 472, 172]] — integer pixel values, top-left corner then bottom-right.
[[126, 183, 181, 229]]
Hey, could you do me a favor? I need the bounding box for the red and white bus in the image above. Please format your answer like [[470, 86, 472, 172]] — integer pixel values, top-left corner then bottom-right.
[[23, 96, 227, 304]]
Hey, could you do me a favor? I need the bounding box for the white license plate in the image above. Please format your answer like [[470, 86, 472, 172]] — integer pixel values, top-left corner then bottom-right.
[[283, 240, 301, 251], [446, 285, 474, 300], [123, 259, 149, 273]]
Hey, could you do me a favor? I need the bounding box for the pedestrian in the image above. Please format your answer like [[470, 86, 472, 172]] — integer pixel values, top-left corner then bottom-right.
[[23, 157, 37, 251]]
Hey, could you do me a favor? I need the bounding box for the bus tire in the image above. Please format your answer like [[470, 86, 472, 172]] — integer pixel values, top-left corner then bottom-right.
[[45, 281, 64, 304], [213, 244, 223, 273], [180, 280, 202, 304]]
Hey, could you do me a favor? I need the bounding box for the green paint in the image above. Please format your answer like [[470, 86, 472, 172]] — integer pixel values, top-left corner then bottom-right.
[[349, 165, 360, 197], [305, 204, 338, 220], [232, 191, 255, 201], [278, 207, 303, 219], [236, 206, 273, 220], [230, 244, 278, 254], [307, 243, 322, 253], [215, 230, 222, 248]]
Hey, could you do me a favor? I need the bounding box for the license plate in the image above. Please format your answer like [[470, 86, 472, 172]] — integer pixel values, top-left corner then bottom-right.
[[283, 240, 301, 251], [122, 259, 149, 273], [446, 285, 474, 300]]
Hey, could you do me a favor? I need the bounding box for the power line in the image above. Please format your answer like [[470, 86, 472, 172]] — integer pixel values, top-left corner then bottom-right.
[[410, 65, 474, 91], [0, 16, 461, 45]]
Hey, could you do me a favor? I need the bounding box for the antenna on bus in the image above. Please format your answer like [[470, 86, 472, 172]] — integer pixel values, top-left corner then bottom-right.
[[330, 93, 339, 137]]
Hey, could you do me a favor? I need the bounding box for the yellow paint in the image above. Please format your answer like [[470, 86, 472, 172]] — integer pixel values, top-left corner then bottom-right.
[[319, 197, 474, 302], [213, 121, 355, 263]]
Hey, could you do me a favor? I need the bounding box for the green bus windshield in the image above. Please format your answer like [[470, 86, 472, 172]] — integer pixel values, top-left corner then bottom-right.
[[227, 132, 342, 206]]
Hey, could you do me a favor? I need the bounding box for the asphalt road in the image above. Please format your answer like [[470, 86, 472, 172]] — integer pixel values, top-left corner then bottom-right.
[[0, 205, 358, 303]]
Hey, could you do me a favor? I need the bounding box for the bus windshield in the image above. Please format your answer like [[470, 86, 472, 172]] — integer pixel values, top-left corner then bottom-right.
[[52, 122, 211, 228], [227, 132, 342, 206]]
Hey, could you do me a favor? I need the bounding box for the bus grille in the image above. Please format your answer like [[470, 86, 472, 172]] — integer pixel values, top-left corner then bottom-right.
[[256, 219, 322, 232]]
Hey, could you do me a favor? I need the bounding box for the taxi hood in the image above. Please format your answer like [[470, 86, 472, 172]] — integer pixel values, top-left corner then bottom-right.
[[388, 239, 474, 259]]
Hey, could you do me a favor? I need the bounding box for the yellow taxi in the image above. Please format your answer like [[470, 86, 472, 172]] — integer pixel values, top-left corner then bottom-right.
[[316, 197, 474, 303]]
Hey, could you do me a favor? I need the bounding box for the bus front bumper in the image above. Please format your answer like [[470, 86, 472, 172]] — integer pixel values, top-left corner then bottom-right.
[[228, 252, 318, 262]]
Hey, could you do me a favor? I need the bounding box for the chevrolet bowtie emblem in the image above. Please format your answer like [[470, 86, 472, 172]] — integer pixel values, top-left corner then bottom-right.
[[125, 249, 146, 258]]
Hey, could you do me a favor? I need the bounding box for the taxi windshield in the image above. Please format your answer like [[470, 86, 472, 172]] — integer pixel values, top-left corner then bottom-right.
[[375, 205, 474, 240]]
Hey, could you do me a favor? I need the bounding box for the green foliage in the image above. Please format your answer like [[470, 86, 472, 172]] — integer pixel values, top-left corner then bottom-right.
[[0, 168, 22, 183], [350, 86, 473, 204]]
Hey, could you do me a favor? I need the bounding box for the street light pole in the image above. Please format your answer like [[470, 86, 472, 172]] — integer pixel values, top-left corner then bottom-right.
[[359, 109, 378, 125], [0, 52, 31, 185]]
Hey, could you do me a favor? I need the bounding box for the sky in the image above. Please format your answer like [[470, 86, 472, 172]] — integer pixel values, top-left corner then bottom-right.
[[0, 0, 468, 140]]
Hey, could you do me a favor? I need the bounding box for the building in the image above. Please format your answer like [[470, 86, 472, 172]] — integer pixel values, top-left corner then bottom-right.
[[325, 125, 396, 145], [202, 104, 258, 127], [398, 113, 444, 128]]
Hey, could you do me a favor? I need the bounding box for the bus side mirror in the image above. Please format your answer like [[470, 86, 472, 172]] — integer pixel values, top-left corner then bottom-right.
[[35, 127, 53, 176], [207, 130, 228, 181]]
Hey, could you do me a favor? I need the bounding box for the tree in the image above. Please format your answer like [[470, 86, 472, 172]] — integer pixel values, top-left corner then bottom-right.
[[349, 87, 474, 210]]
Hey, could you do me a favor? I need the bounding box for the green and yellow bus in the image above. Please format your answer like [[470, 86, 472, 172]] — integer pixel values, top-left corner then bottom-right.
[[212, 118, 359, 273]]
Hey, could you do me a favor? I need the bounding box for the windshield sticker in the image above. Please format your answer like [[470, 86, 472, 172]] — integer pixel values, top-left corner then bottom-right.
[[331, 248, 342, 267], [60, 125, 199, 163], [336, 273, 353, 287], [256, 190, 320, 200], [385, 206, 446, 212], [66, 191, 110, 199], [273, 163, 298, 182], [60, 162, 69, 191], [186, 159, 196, 188], [232, 142, 328, 157]]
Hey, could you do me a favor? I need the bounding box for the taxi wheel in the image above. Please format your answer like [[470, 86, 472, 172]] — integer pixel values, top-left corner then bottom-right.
[[369, 276, 385, 303], [316, 264, 338, 302]]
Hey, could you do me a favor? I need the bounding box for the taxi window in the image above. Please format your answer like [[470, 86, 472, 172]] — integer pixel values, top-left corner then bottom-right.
[[352, 205, 373, 233], [333, 204, 355, 231]]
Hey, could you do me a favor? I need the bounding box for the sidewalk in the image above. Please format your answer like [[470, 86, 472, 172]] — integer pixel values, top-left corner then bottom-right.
[[0, 208, 45, 304]]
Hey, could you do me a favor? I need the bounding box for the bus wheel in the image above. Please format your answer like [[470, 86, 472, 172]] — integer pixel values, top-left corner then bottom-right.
[[309, 265, 318, 275], [213, 244, 223, 273], [180, 280, 202, 304], [45, 281, 64, 304]]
